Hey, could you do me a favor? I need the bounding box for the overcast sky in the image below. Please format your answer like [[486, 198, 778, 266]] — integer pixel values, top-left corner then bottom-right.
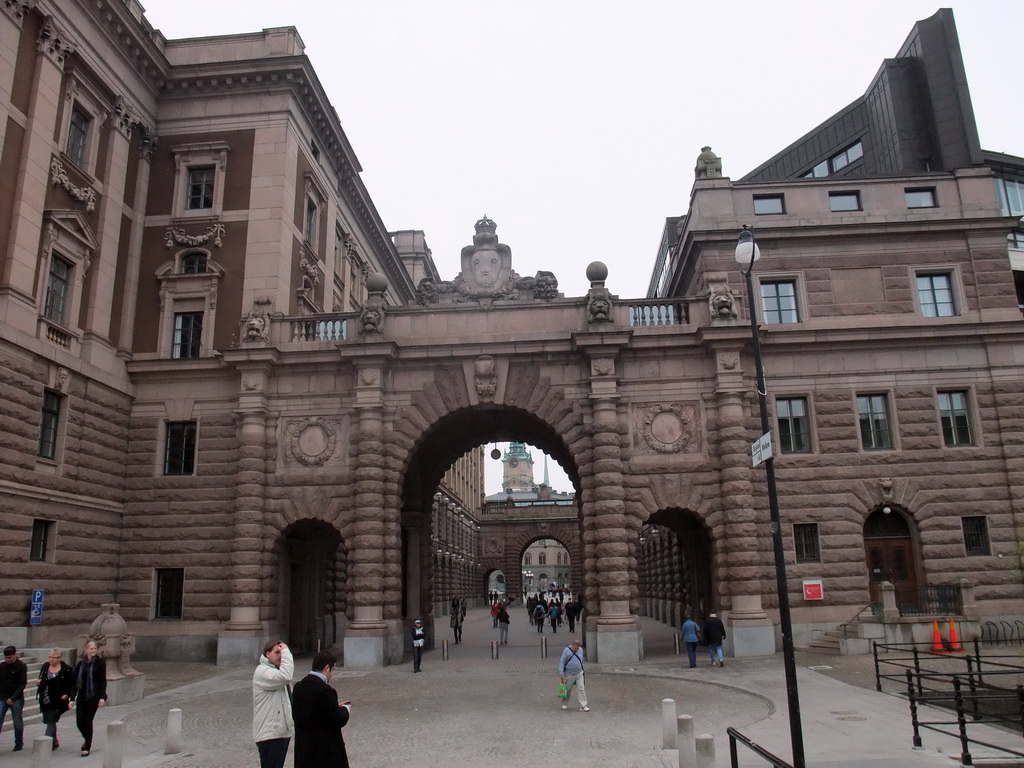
[[141, 0, 1022, 494]]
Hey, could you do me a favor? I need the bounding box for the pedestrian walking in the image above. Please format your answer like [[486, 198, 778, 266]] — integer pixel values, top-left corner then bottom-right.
[[450, 600, 465, 643], [497, 603, 511, 644], [292, 651, 351, 768], [0, 646, 27, 751], [490, 601, 500, 628], [548, 601, 561, 633], [252, 640, 294, 768], [533, 601, 546, 632], [704, 613, 727, 667], [36, 649, 74, 750], [558, 638, 589, 712], [680, 613, 701, 668], [73, 640, 107, 756], [564, 601, 578, 633], [411, 619, 427, 672]]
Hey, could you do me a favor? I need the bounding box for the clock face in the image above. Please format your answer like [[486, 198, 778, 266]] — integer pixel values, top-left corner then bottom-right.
[[508, 458, 518, 468]]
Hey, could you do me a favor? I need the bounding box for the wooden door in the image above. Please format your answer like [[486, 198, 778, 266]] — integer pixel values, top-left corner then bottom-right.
[[864, 537, 917, 605]]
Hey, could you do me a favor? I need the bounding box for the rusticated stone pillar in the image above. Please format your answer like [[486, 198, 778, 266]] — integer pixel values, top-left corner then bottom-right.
[[713, 344, 774, 656], [219, 364, 272, 664], [344, 359, 393, 667]]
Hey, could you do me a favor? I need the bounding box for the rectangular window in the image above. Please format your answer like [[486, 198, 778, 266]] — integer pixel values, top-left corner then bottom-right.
[[905, 187, 937, 208], [186, 166, 215, 210], [155, 568, 185, 619], [794, 523, 821, 564], [961, 516, 991, 557], [916, 273, 956, 317], [66, 105, 90, 167], [305, 198, 318, 243], [164, 421, 197, 475], [30, 519, 53, 562], [44, 256, 71, 325], [760, 280, 800, 324], [171, 311, 203, 359], [777, 397, 811, 453], [938, 390, 973, 446], [857, 394, 893, 450], [38, 390, 62, 460], [829, 191, 861, 212], [753, 194, 785, 215]]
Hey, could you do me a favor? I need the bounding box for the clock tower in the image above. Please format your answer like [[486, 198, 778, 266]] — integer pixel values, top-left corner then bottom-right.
[[501, 442, 535, 490]]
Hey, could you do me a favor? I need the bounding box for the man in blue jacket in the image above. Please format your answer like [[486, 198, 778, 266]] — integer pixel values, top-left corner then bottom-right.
[[558, 638, 589, 712]]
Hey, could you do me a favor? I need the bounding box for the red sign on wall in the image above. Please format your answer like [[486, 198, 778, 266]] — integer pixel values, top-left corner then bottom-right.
[[803, 579, 823, 601]]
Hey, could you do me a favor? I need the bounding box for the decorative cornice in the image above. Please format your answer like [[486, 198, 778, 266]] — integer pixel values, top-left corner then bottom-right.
[[164, 223, 225, 249], [49, 158, 96, 211], [110, 95, 136, 139], [2, 0, 36, 26], [37, 15, 75, 69]]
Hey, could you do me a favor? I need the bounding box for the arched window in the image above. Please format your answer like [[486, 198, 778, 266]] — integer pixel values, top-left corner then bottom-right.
[[539, 553, 546, 565], [180, 252, 207, 274], [524, 554, 532, 566]]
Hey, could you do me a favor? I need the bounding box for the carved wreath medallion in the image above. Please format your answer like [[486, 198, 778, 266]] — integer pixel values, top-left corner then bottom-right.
[[634, 403, 700, 454], [288, 417, 338, 466]]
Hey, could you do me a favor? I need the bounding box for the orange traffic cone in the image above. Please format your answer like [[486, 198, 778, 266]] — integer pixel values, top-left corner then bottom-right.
[[948, 619, 965, 652], [930, 620, 948, 653]]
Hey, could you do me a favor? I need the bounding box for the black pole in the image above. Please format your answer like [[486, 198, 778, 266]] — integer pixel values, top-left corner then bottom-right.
[[738, 226, 805, 768]]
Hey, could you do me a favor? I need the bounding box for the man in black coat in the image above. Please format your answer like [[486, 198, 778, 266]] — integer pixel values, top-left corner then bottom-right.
[[704, 612, 727, 667], [292, 651, 351, 768]]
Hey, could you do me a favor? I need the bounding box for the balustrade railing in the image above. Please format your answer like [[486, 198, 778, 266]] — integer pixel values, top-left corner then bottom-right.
[[628, 301, 688, 327]]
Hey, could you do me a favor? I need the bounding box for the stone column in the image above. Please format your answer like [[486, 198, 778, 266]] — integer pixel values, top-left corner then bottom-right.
[[0, 2, 32, 160], [1, 16, 74, 328], [714, 344, 774, 656], [344, 359, 391, 667], [116, 126, 155, 355], [219, 365, 272, 664], [671, 535, 685, 628]]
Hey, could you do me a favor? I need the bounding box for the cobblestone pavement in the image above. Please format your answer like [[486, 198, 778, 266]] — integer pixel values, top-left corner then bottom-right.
[[3, 608, 1022, 767]]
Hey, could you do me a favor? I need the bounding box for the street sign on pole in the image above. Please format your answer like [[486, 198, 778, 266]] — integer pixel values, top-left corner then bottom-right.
[[751, 432, 773, 467], [30, 588, 44, 625]]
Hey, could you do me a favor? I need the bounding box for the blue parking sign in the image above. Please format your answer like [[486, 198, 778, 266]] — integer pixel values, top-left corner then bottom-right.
[[30, 589, 44, 625]]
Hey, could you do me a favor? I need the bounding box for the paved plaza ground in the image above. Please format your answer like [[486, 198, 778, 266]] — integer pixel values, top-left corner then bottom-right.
[[2, 606, 1022, 767]]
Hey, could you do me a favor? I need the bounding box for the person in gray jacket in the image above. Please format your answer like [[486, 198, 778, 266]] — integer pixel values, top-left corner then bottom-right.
[[252, 640, 294, 768], [557, 638, 589, 712]]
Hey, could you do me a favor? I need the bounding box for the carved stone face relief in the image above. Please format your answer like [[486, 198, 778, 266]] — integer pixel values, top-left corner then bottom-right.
[[474, 355, 497, 402], [633, 403, 700, 454]]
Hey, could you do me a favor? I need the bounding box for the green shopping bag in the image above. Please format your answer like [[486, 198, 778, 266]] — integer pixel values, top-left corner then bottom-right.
[[558, 682, 568, 700]]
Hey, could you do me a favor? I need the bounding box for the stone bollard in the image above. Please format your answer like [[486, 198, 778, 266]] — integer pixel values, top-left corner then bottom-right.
[[673, 632, 681, 656], [662, 698, 677, 749], [442, 639, 449, 660], [676, 714, 696, 768], [30, 736, 52, 768], [491, 640, 499, 659], [103, 721, 124, 768], [695, 733, 715, 768], [165, 708, 182, 754], [541, 636, 548, 658]]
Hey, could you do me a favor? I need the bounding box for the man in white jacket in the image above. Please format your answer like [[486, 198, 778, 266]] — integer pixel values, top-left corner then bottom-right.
[[252, 640, 294, 768]]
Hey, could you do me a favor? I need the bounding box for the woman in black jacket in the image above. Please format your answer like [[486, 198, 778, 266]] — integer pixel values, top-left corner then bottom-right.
[[36, 649, 75, 749], [73, 641, 107, 756]]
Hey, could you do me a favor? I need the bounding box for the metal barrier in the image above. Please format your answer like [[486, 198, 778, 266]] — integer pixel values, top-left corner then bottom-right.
[[726, 727, 793, 768]]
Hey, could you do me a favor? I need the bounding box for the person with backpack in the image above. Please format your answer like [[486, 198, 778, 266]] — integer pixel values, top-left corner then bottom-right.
[[532, 601, 546, 632], [557, 638, 589, 712]]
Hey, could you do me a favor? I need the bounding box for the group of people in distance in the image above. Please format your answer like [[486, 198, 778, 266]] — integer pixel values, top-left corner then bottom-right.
[[252, 642, 352, 768], [0, 642, 107, 756], [526, 592, 582, 634]]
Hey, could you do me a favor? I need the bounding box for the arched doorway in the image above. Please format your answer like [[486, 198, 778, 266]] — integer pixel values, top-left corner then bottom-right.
[[279, 520, 344, 653], [638, 508, 715, 627], [863, 507, 919, 608]]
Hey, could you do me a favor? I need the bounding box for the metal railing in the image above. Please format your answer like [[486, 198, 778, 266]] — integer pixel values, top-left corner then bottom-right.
[[872, 639, 1024, 765], [727, 727, 793, 768], [895, 584, 963, 616], [981, 619, 1024, 646]]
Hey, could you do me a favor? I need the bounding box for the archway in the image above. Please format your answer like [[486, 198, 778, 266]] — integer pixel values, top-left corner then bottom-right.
[[863, 506, 920, 608], [638, 508, 715, 628], [278, 520, 344, 652]]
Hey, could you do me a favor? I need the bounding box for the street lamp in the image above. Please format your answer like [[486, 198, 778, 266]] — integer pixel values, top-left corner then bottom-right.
[[735, 225, 805, 768]]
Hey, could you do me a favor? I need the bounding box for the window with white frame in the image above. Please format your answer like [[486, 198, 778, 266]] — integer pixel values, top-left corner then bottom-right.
[[170, 142, 230, 219], [829, 191, 862, 212], [66, 105, 91, 168], [155, 255, 223, 360], [937, 390, 973, 446], [37, 213, 96, 350], [759, 279, 800, 324], [916, 272, 957, 317], [171, 311, 203, 359], [857, 394, 893, 450], [43, 255, 72, 326], [59, 75, 107, 176], [776, 396, 811, 453]]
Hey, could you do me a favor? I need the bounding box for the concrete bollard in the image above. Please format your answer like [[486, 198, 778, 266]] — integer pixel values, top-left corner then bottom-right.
[[103, 721, 124, 768], [30, 736, 52, 768], [695, 733, 716, 768], [442, 639, 449, 660], [541, 636, 548, 658], [673, 632, 681, 655], [165, 708, 182, 754], [676, 714, 696, 768], [662, 698, 677, 749], [491, 640, 499, 659]]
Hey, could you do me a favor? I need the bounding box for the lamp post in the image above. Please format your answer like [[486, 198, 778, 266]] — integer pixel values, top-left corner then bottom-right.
[[735, 225, 805, 768]]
